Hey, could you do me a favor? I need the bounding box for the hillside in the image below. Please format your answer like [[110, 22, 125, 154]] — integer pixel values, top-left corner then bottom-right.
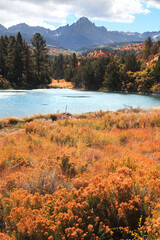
[[0, 109, 160, 239], [119, 42, 145, 52]]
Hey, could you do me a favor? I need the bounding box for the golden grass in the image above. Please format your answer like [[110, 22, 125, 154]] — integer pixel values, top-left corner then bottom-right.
[[48, 78, 73, 89], [0, 109, 160, 239]]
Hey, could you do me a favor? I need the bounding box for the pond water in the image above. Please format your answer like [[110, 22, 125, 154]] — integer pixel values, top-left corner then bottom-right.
[[0, 88, 160, 118]]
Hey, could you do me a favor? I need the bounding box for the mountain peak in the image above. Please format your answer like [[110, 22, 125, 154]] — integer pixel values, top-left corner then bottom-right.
[[0, 17, 160, 50], [8, 23, 30, 32], [9, 23, 29, 28], [78, 17, 90, 22], [75, 17, 94, 26]]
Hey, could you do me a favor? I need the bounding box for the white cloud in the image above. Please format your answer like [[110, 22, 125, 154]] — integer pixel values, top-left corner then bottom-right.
[[142, 0, 160, 9], [0, 0, 158, 29]]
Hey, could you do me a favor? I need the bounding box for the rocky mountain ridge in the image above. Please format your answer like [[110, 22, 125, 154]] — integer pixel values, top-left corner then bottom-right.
[[0, 17, 160, 50]]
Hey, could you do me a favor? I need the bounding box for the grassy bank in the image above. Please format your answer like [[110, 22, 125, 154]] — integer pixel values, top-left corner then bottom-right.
[[0, 109, 160, 239]]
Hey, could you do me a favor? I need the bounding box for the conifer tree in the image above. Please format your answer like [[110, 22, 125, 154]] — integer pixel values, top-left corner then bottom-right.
[[71, 53, 78, 69], [154, 56, 160, 82], [124, 53, 140, 72], [52, 54, 65, 79], [31, 33, 50, 84], [143, 37, 153, 60], [103, 59, 120, 91], [14, 32, 24, 84], [0, 36, 8, 77], [6, 36, 16, 83], [23, 42, 35, 86]]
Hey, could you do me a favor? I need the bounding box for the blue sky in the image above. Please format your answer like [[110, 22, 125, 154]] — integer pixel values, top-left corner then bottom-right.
[[93, 8, 160, 33], [0, 0, 160, 33], [45, 7, 160, 33], [60, 8, 160, 33]]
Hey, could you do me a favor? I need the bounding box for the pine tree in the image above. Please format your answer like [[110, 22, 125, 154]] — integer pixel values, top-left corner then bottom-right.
[[71, 53, 78, 69], [14, 32, 24, 85], [6, 36, 16, 84], [31, 33, 50, 84], [23, 42, 35, 86], [154, 56, 160, 82], [17, 32, 23, 46], [94, 57, 110, 90], [143, 37, 153, 60], [124, 53, 140, 72], [52, 54, 65, 79], [103, 59, 120, 91], [0, 36, 8, 77]]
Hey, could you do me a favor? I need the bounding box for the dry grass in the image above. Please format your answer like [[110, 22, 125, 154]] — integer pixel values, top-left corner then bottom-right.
[[48, 78, 73, 89], [0, 109, 160, 239]]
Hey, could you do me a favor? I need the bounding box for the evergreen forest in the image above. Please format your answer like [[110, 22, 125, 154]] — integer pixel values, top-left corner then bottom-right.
[[0, 33, 160, 93], [0, 32, 51, 89], [52, 37, 160, 93]]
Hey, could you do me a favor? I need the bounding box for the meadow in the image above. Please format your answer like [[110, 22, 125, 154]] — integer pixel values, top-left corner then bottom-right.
[[0, 109, 160, 239]]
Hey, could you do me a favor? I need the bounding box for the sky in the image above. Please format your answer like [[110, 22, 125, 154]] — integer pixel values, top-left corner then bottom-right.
[[0, 0, 160, 33]]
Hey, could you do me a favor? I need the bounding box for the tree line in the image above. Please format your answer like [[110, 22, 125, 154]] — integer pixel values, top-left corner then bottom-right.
[[0, 32, 51, 88], [52, 37, 160, 93], [0, 33, 160, 93]]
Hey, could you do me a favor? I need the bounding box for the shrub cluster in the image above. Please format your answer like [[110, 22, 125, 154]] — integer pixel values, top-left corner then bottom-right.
[[0, 110, 160, 239]]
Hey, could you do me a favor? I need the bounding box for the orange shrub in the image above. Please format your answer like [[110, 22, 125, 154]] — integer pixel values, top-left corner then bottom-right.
[[0, 109, 160, 239]]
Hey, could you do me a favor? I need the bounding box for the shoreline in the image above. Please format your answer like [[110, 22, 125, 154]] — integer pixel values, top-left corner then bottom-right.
[[1, 87, 160, 97], [0, 106, 160, 125]]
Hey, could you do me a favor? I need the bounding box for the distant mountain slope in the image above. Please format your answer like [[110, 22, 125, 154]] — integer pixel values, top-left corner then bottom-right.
[[0, 17, 160, 50], [53, 17, 109, 48], [7, 23, 62, 47], [0, 24, 8, 35]]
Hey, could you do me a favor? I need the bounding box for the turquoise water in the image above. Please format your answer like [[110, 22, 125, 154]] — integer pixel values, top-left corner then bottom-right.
[[0, 88, 160, 118]]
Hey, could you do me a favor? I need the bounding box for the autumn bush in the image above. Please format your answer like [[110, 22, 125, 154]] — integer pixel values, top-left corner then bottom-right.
[[0, 109, 160, 239]]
